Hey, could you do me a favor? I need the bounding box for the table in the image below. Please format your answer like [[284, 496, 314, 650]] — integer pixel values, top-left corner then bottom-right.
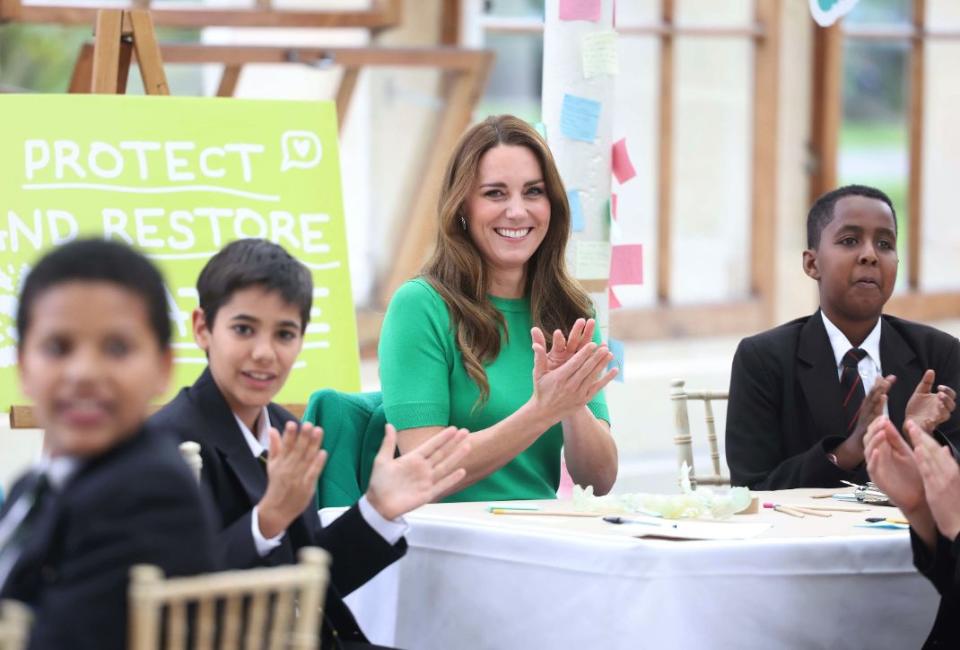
[[323, 489, 940, 649]]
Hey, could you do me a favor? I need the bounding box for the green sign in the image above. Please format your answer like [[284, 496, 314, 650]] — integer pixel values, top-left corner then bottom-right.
[[0, 95, 360, 411]]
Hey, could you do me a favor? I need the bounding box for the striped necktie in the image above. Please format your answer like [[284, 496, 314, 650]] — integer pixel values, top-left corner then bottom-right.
[[841, 348, 869, 433]]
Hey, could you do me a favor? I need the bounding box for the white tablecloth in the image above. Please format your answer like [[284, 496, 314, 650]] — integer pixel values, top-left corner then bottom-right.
[[322, 489, 939, 650]]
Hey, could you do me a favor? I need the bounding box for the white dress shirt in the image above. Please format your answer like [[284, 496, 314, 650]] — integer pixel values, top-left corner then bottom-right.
[[234, 408, 407, 557], [821, 311, 888, 416]]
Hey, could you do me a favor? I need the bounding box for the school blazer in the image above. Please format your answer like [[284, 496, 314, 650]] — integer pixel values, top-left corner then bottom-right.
[[0, 428, 217, 650], [149, 368, 406, 645], [726, 311, 960, 490]]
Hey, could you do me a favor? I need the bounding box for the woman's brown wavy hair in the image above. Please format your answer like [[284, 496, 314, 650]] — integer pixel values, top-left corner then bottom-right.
[[422, 114, 594, 404]]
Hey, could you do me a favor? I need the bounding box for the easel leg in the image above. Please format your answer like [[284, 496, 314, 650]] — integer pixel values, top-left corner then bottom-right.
[[129, 9, 169, 95], [217, 64, 243, 97], [91, 10, 124, 93], [68, 43, 94, 93], [336, 67, 359, 134], [88, 9, 168, 96]]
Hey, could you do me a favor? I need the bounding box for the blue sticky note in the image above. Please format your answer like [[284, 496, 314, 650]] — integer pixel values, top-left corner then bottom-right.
[[533, 121, 548, 141], [568, 189, 585, 232], [560, 94, 601, 143], [607, 338, 625, 382]]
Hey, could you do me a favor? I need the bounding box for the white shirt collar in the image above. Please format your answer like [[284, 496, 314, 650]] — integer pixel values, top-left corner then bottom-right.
[[233, 407, 272, 457], [36, 455, 80, 491], [820, 310, 882, 371]]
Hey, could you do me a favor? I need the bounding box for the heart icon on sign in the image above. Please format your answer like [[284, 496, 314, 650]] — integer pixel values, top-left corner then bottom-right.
[[280, 130, 323, 172], [293, 139, 311, 158]]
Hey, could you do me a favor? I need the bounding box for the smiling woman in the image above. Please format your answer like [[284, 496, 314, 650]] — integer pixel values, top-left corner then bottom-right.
[[378, 115, 619, 502]]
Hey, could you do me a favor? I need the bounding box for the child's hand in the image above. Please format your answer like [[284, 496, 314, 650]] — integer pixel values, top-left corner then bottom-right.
[[258, 421, 328, 538], [905, 370, 956, 434], [530, 340, 617, 423], [908, 420, 960, 540], [834, 375, 895, 469], [531, 318, 596, 374], [365, 425, 470, 521], [864, 414, 925, 515]]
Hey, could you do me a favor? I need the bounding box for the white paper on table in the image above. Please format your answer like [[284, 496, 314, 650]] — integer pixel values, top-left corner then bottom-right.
[[614, 521, 771, 541]]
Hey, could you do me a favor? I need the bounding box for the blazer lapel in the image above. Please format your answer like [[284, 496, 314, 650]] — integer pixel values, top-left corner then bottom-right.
[[880, 317, 920, 429], [797, 311, 847, 440], [3, 479, 66, 596], [190, 370, 267, 508]]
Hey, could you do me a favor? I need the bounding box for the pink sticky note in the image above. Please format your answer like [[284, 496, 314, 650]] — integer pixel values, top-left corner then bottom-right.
[[608, 285, 622, 309], [612, 138, 637, 184], [611, 193, 618, 220], [560, 0, 601, 22], [610, 244, 643, 286]]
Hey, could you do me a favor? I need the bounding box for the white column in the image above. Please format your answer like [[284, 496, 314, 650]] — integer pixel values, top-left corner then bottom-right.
[[541, 0, 616, 335]]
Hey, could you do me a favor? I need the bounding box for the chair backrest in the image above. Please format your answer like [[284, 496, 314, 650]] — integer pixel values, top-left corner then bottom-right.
[[302, 389, 386, 508], [128, 547, 330, 650], [178, 442, 202, 483], [8, 404, 307, 429], [0, 600, 33, 650], [670, 378, 730, 488]]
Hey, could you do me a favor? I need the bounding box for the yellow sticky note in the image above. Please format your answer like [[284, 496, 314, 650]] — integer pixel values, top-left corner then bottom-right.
[[575, 240, 611, 280], [581, 31, 619, 79]]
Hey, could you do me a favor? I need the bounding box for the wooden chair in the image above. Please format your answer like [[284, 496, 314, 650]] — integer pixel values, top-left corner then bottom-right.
[[8, 404, 306, 429], [670, 378, 730, 488], [128, 547, 330, 650], [178, 442, 202, 483], [0, 600, 33, 650]]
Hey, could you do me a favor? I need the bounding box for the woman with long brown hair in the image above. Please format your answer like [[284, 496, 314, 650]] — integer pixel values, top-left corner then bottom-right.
[[378, 115, 618, 502]]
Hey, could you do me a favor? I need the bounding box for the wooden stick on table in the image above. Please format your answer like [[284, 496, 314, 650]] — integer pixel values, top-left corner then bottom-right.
[[488, 509, 600, 517]]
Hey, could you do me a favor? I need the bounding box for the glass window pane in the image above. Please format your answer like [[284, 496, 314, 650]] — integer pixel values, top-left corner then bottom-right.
[[838, 38, 910, 292], [670, 37, 752, 305], [844, 0, 912, 24], [485, 0, 544, 19], [477, 32, 543, 122], [676, 0, 751, 28], [920, 39, 960, 292]]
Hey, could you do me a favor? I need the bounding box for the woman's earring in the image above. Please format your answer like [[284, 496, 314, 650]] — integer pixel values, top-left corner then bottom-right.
[[459, 215, 467, 231]]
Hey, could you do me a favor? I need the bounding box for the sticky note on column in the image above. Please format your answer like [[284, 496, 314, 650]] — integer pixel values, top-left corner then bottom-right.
[[611, 193, 618, 219], [608, 285, 622, 309], [606, 198, 623, 241], [612, 138, 637, 184], [575, 240, 611, 280], [559, 0, 601, 21], [561, 94, 602, 143], [610, 244, 643, 285], [607, 337, 625, 382], [568, 189, 585, 232], [533, 121, 547, 141], [581, 31, 619, 79]]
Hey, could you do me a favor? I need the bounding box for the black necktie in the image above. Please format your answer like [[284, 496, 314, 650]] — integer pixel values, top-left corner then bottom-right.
[[0, 473, 52, 590], [257, 450, 268, 474], [841, 348, 869, 433]]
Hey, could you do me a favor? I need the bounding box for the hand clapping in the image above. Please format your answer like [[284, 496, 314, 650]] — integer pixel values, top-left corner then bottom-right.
[[531, 318, 595, 373], [907, 421, 960, 541], [905, 370, 957, 434], [864, 412, 926, 515], [258, 421, 329, 538], [365, 424, 471, 521], [529, 322, 617, 422]]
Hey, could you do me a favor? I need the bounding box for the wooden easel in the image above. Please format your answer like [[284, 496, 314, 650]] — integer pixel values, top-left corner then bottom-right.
[[69, 8, 169, 95], [7, 8, 319, 429]]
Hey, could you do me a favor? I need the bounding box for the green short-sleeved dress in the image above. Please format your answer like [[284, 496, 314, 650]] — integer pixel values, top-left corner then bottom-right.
[[378, 277, 610, 502]]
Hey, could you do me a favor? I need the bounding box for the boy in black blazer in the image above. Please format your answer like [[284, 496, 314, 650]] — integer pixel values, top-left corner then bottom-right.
[[150, 239, 469, 649], [0, 240, 217, 650], [726, 185, 958, 489]]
